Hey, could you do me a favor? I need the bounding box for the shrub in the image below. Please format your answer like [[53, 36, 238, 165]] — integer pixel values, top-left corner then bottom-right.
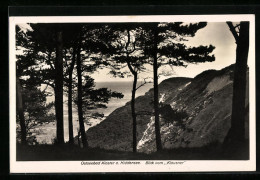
[[159, 104, 188, 126]]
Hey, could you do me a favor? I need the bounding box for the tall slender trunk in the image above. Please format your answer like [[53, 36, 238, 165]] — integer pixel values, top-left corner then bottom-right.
[[131, 73, 138, 152], [55, 30, 64, 144], [16, 78, 27, 145], [68, 47, 76, 145], [76, 46, 88, 148], [153, 25, 162, 151], [224, 22, 249, 145], [125, 29, 139, 152]]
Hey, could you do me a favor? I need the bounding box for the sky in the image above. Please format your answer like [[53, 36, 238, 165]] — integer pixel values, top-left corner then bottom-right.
[[92, 22, 237, 82], [18, 22, 237, 83]]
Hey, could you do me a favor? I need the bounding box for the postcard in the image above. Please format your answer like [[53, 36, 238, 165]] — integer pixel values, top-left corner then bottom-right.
[[9, 14, 256, 173]]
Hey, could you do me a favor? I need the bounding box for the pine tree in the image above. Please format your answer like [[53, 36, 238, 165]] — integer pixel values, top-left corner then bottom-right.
[[223, 22, 249, 148], [20, 23, 87, 145], [17, 23, 75, 144], [73, 24, 124, 148], [16, 23, 123, 147], [66, 47, 77, 145], [16, 78, 27, 145], [107, 24, 150, 152], [62, 24, 84, 145], [142, 22, 215, 151], [16, 25, 55, 145]]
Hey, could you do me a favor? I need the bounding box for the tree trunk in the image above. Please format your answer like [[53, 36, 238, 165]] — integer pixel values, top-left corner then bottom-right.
[[131, 73, 138, 152], [153, 25, 162, 151], [55, 31, 64, 144], [125, 29, 139, 152], [76, 46, 88, 148], [224, 22, 249, 146], [16, 78, 27, 145], [68, 47, 76, 145]]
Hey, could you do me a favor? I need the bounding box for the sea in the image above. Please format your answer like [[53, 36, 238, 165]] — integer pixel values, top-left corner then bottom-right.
[[35, 81, 153, 144]]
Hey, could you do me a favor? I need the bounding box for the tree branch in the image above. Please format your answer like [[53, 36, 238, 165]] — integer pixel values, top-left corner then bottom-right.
[[136, 77, 152, 90], [46, 51, 55, 70], [64, 49, 69, 70], [69, 47, 77, 73], [42, 81, 55, 89], [42, 84, 49, 93], [227, 21, 239, 43], [126, 61, 136, 75]]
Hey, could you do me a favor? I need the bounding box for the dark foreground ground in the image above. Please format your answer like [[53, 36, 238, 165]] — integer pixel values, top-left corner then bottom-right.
[[16, 141, 249, 161]]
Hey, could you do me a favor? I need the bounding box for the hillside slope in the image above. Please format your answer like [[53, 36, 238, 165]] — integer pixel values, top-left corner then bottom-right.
[[86, 64, 249, 153], [86, 77, 192, 151]]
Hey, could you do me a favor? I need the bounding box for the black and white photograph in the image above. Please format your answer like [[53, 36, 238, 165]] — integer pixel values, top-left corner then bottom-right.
[[9, 15, 256, 172]]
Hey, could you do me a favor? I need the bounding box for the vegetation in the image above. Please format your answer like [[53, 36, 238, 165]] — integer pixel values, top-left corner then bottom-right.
[[139, 22, 215, 151], [105, 24, 150, 152], [16, 140, 249, 161], [223, 22, 250, 150], [15, 21, 249, 160], [159, 104, 188, 126]]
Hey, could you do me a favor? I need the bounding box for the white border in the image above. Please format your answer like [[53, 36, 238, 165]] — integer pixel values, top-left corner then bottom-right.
[[9, 15, 256, 173]]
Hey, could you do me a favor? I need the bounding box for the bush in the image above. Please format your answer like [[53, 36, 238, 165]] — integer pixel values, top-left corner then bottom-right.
[[159, 104, 188, 126]]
